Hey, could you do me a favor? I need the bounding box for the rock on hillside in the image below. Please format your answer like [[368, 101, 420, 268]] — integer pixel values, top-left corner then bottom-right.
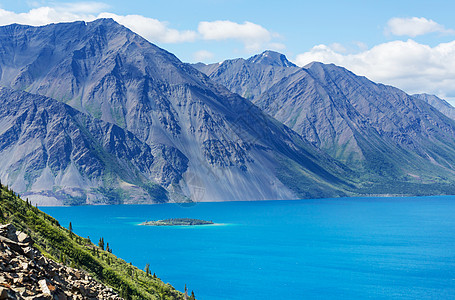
[[0, 223, 122, 299]]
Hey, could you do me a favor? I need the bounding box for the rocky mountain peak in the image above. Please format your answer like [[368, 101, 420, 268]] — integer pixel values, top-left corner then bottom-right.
[[247, 50, 297, 67], [198, 50, 455, 195], [0, 20, 353, 204]]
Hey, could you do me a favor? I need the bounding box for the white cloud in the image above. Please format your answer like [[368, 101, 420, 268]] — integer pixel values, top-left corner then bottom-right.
[[385, 17, 454, 37], [294, 39, 455, 101], [98, 13, 196, 43], [0, 6, 280, 48], [0, 6, 196, 44], [0, 7, 95, 26], [198, 20, 272, 51], [193, 50, 215, 62]]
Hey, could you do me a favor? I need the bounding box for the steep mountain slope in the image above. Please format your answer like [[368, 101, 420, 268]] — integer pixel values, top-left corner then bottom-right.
[[0, 20, 353, 203], [0, 184, 187, 299], [198, 52, 455, 193], [413, 93, 455, 120], [0, 87, 168, 205], [194, 51, 299, 101]]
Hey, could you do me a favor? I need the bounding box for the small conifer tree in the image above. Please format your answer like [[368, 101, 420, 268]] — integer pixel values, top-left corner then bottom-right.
[[145, 263, 150, 276], [98, 237, 105, 250], [69, 222, 73, 239]]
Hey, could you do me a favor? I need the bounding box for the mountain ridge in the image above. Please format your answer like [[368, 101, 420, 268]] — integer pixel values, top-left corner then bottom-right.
[[0, 19, 354, 204], [197, 51, 455, 192], [0, 87, 170, 205], [413, 93, 455, 120]]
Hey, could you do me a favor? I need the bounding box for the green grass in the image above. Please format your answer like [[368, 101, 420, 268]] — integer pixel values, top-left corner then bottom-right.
[[0, 183, 192, 300]]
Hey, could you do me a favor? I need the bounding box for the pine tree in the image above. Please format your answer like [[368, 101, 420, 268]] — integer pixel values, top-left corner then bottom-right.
[[69, 222, 73, 239], [145, 263, 150, 276], [106, 242, 110, 253], [191, 290, 196, 300], [98, 237, 105, 250]]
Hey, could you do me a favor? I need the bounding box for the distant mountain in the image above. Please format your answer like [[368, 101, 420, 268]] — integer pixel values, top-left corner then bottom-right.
[[413, 93, 455, 120], [0, 87, 168, 205], [0, 20, 352, 204], [197, 52, 455, 194], [194, 50, 299, 101]]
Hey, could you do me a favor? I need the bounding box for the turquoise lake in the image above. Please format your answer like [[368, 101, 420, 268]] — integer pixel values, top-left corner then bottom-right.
[[42, 196, 455, 299]]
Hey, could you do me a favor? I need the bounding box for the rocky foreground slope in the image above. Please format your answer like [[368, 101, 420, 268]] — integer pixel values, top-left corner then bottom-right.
[[0, 185, 187, 299], [0, 223, 122, 299]]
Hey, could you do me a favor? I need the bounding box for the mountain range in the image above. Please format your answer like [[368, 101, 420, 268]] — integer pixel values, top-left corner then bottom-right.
[[1, 19, 455, 205], [195, 52, 455, 195], [0, 19, 354, 205]]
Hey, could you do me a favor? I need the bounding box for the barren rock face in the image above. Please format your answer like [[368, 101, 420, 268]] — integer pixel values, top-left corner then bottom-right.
[[413, 93, 455, 121], [0, 19, 352, 203], [0, 87, 165, 205], [198, 52, 455, 181], [0, 224, 122, 299]]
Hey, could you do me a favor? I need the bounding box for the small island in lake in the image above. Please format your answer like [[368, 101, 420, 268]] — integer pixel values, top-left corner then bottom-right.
[[140, 218, 214, 226]]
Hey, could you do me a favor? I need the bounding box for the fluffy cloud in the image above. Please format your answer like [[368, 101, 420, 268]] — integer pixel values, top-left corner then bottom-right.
[[294, 39, 455, 101], [98, 13, 196, 43], [0, 7, 95, 26], [0, 6, 196, 43], [0, 6, 277, 48], [198, 20, 272, 51], [385, 17, 454, 37]]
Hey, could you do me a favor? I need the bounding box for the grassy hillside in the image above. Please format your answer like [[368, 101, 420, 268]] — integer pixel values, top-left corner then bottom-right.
[[0, 182, 193, 300]]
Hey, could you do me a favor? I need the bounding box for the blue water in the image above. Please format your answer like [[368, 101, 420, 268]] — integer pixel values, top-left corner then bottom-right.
[[42, 196, 455, 299]]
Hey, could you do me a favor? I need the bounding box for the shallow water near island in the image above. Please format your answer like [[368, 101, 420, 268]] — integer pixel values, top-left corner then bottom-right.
[[42, 196, 455, 299]]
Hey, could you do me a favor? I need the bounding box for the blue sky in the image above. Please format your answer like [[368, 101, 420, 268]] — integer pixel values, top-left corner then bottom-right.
[[1, 0, 455, 102]]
